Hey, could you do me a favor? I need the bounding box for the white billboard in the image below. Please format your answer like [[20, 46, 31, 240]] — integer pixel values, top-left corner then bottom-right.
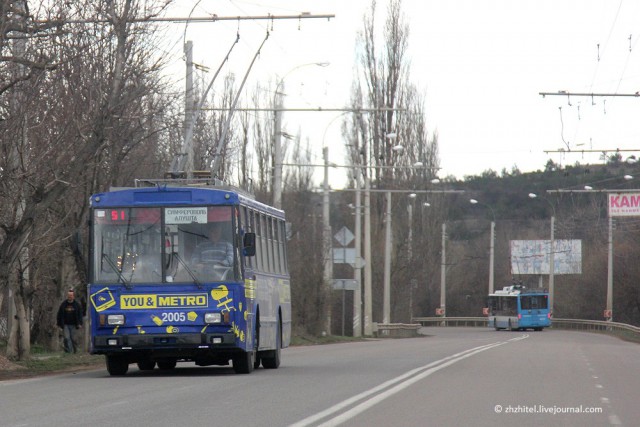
[[510, 240, 582, 275], [608, 193, 640, 217]]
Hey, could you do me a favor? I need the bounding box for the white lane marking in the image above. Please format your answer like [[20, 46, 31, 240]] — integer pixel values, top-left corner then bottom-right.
[[291, 335, 527, 427], [97, 400, 127, 409], [609, 415, 622, 425]]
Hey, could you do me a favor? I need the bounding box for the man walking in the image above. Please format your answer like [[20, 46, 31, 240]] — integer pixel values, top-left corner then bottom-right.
[[56, 289, 83, 353]]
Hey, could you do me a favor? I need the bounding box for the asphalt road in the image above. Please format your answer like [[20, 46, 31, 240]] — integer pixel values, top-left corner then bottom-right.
[[1, 328, 638, 427]]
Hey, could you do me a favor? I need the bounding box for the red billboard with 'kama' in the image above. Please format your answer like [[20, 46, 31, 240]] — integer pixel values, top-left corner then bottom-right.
[[608, 193, 640, 217]]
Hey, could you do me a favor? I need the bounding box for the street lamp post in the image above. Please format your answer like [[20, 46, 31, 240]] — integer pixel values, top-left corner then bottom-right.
[[352, 177, 362, 337], [469, 199, 496, 294], [382, 136, 401, 325], [273, 62, 329, 209], [528, 193, 555, 315], [322, 147, 332, 335], [440, 222, 447, 318], [407, 193, 416, 320], [383, 191, 392, 325]]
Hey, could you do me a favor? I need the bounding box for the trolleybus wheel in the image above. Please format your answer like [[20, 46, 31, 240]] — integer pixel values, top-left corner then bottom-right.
[[234, 324, 257, 374], [233, 349, 255, 374], [253, 312, 261, 369], [106, 355, 129, 376], [262, 319, 281, 369], [137, 360, 156, 371], [157, 359, 177, 370]]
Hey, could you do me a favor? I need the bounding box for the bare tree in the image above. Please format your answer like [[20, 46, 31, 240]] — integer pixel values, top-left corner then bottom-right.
[[0, 0, 174, 359], [342, 0, 441, 324]]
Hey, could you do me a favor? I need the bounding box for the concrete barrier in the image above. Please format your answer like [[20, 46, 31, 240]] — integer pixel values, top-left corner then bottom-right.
[[372, 323, 422, 338]]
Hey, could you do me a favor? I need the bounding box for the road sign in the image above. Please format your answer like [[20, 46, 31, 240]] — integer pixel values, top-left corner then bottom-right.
[[350, 257, 366, 269], [334, 226, 354, 247], [332, 279, 359, 291], [333, 247, 356, 264]]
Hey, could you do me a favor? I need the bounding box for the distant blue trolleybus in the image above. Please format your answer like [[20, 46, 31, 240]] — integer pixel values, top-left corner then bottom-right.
[[487, 285, 551, 331], [87, 183, 290, 375]]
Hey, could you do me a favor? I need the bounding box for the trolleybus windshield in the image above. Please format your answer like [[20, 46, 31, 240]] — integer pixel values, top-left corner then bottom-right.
[[92, 206, 238, 284]]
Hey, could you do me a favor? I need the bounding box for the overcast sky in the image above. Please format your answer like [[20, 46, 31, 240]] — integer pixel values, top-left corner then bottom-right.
[[162, 0, 640, 185]]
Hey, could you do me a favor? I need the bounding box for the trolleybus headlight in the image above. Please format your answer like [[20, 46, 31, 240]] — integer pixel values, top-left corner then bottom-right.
[[205, 313, 222, 324], [107, 314, 125, 325]]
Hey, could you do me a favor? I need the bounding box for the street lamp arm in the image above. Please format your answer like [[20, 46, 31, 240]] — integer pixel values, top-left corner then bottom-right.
[[528, 193, 556, 216], [272, 62, 331, 208], [275, 62, 330, 95], [469, 198, 496, 222]]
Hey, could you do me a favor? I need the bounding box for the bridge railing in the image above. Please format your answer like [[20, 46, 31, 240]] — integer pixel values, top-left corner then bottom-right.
[[411, 317, 640, 342]]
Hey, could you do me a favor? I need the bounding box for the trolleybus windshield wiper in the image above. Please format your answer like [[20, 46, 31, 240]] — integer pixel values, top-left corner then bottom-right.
[[101, 253, 132, 289], [173, 252, 203, 289]]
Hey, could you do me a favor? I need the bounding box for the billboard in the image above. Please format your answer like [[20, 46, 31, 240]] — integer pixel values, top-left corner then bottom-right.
[[608, 193, 640, 217], [510, 240, 582, 275]]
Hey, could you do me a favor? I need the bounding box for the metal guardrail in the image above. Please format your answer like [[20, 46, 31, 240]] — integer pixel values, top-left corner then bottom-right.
[[411, 317, 640, 342], [412, 317, 488, 327]]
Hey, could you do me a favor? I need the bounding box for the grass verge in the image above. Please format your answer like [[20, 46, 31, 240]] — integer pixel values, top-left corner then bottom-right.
[[1, 334, 370, 381], [0, 341, 104, 381]]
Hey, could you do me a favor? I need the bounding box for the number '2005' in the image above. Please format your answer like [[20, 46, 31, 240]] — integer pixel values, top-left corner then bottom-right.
[[162, 312, 185, 322]]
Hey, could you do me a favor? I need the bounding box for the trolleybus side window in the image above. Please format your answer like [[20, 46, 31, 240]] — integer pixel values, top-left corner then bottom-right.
[[255, 212, 264, 271], [278, 219, 287, 274], [271, 218, 282, 274], [268, 216, 278, 274], [260, 214, 270, 273], [248, 208, 257, 269], [239, 206, 252, 268]]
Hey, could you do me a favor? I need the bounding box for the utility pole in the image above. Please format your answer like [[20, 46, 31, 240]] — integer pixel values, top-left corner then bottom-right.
[[273, 90, 284, 208], [363, 159, 373, 335], [383, 191, 392, 325], [607, 215, 613, 321], [322, 147, 333, 334], [489, 220, 495, 294], [549, 215, 555, 315], [353, 176, 362, 337], [440, 223, 447, 317], [407, 198, 414, 320], [184, 41, 194, 177]]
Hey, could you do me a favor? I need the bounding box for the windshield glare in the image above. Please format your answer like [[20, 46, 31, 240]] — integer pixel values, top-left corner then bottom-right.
[[93, 206, 237, 284]]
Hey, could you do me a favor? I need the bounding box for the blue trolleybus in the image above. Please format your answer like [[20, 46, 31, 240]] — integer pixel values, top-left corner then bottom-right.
[[87, 183, 290, 375], [487, 285, 551, 331]]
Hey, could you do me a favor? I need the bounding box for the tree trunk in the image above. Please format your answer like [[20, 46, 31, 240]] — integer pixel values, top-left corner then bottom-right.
[[5, 266, 30, 360]]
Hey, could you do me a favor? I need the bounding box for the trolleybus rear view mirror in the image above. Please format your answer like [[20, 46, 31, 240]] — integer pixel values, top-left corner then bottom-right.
[[243, 232, 256, 256]]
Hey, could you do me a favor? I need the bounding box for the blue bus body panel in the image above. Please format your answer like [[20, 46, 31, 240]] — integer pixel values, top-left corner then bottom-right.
[[519, 310, 552, 328], [88, 281, 254, 353], [92, 187, 241, 207], [91, 186, 285, 217]]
